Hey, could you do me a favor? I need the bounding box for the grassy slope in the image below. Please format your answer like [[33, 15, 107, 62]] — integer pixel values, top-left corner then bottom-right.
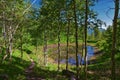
[[87, 52, 120, 80], [0, 49, 32, 80], [0, 42, 120, 80], [0, 47, 68, 80]]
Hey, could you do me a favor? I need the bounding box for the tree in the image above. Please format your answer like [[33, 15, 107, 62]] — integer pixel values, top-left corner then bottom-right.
[[73, 0, 79, 79], [84, 0, 88, 80], [0, 0, 26, 61], [65, 0, 73, 71], [0, 0, 38, 62], [111, 0, 119, 80], [116, 19, 120, 52], [57, 21, 61, 71], [66, 18, 70, 70]]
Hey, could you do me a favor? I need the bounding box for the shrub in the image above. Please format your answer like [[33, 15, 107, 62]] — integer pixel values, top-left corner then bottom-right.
[[96, 40, 107, 50], [22, 43, 34, 54]]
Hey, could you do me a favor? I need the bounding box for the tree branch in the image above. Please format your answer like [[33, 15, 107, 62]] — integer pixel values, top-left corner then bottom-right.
[[13, 0, 37, 35]]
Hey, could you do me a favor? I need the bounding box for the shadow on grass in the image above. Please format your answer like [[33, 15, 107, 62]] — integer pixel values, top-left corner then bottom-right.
[[0, 56, 31, 80], [69, 51, 120, 80], [33, 66, 68, 80], [0, 56, 67, 80], [86, 52, 120, 80]]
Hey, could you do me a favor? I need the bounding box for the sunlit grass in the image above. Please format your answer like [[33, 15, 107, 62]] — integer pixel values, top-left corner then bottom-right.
[[0, 41, 120, 80]]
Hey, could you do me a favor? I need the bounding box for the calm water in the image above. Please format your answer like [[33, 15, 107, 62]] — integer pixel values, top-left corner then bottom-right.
[[60, 46, 94, 65]]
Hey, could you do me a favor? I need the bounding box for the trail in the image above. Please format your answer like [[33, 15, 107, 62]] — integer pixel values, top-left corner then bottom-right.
[[25, 55, 45, 80]]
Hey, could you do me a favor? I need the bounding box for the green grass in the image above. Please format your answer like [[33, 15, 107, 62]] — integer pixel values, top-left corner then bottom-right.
[[0, 41, 120, 80], [0, 47, 68, 80], [0, 56, 30, 80], [0, 49, 32, 80], [86, 51, 120, 80]]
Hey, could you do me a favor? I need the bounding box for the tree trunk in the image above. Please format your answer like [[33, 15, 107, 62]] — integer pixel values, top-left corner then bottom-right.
[[111, 0, 119, 80], [57, 23, 61, 71], [73, 0, 79, 79], [84, 0, 88, 80], [20, 26, 23, 58], [8, 25, 13, 61], [2, 12, 6, 45], [80, 43, 84, 69], [2, 11, 8, 63], [44, 28, 47, 66], [35, 40, 38, 55], [66, 18, 70, 70]]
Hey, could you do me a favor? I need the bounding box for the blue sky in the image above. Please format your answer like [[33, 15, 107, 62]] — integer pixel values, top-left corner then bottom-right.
[[91, 0, 115, 28], [32, 0, 116, 29], [31, 0, 42, 8]]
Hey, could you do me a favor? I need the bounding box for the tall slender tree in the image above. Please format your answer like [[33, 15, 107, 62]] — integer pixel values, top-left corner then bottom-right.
[[43, 26, 48, 66], [84, 0, 88, 80], [111, 0, 119, 80], [57, 21, 61, 71], [73, 0, 79, 79], [66, 18, 70, 70], [0, 0, 37, 62]]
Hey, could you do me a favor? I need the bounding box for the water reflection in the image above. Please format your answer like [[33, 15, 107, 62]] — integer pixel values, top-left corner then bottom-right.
[[61, 46, 94, 65]]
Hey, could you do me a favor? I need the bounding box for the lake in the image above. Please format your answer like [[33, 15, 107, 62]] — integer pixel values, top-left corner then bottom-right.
[[60, 46, 94, 65]]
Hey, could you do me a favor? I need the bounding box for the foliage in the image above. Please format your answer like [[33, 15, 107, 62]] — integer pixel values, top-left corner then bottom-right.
[[22, 43, 35, 54], [96, 40, 107, 50], [0, 0, 120, 80]]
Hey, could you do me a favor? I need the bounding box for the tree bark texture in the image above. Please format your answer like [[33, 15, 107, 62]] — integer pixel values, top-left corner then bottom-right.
[[111, 0, 119, 80], [84, 0, 88, 80], [57, 23, 61, 71], [66, 18, 70, 70], [73, 0, 79, 79]]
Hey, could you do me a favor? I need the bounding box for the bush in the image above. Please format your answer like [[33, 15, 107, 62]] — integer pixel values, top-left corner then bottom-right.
[[96, 40, 107, 50], [16, 74, 26, 80], [22, 43, 34, 54]]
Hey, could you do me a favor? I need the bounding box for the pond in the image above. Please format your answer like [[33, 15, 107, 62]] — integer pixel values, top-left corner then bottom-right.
[[60, 46, 94, 65]]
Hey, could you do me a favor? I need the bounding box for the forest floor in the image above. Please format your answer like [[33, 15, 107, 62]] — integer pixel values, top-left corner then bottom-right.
[[43, 43, 120, 80], [25, 55, 45, 80], [0, 43, 120, 80]]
